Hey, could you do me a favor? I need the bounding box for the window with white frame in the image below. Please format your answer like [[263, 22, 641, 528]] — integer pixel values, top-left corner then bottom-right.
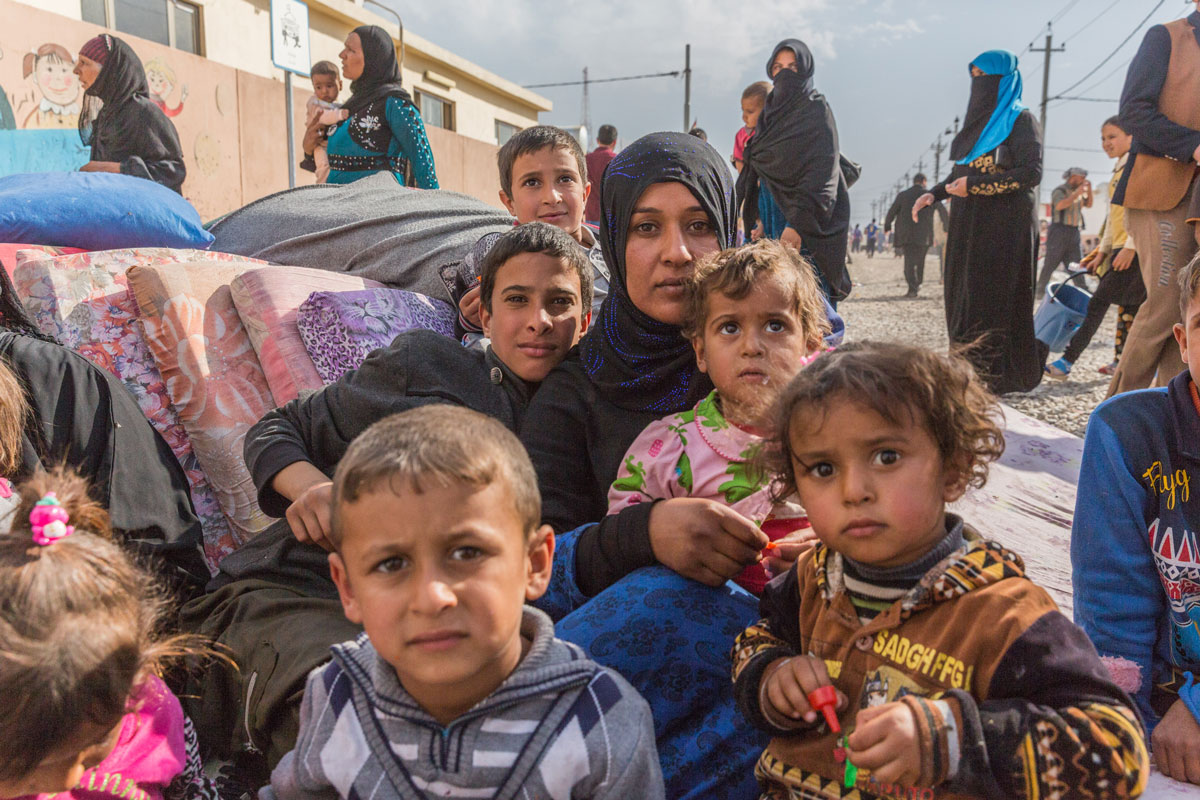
[[81, 0, 203, 55], [495, 120, 520, 146], [416, 90, 454, 131]]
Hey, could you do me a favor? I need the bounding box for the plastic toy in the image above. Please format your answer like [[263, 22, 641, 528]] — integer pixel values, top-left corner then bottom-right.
[[807, 686, 857, 787]]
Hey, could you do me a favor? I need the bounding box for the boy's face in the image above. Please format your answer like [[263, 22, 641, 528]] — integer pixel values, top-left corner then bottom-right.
[[787, 402, 961, 568], [1174, 291, 1200, 385], [499, 147, 590, 243], [692, 277, 815, 427], [330, 479, 554, 726], [480, 251, 590, 383], [741, 98, 764, 130], [311, 72, 341, 104]]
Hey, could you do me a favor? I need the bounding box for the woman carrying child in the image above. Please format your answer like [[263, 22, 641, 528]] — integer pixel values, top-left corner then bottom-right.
[[522, 132, 826, 798], [316, 25, 437, 188], [733, 342, 1147, 798], [0, 469, 216, 800], [737, 39, 852, 304], [913, 50, 1045, 395]]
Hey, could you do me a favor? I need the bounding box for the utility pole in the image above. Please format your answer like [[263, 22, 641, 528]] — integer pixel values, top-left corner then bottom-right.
[[871, 200, 877, 220], [931, 125, 951, 183], [581, 67, 591, 140], [916, 159, 924, 177], [683, 44, 691, 132], [1029, 26, 1065, 140]]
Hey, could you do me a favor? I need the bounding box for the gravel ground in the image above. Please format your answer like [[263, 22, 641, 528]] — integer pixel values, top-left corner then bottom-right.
[[836, 249, 1120, 437]]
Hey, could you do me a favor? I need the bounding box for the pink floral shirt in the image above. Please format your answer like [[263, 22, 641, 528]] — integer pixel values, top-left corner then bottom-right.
[[25, 677, 215, 800], [607, 390, 811, 594]]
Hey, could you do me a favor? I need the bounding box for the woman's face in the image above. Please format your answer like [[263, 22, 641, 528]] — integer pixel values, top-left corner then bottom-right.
[[623, 181, 721, 326], [72, 55, 102, 91], [970, 65, 985, 78], [340, 33, 365, 81], [769, 48, 798, 78]]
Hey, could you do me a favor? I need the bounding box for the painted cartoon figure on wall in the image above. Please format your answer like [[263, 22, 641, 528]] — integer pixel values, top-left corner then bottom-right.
[[21, 43, 80, 128], [144, 57, 186, 117]]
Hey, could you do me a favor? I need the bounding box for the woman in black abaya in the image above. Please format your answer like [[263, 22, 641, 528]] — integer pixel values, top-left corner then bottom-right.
[[74, 34, 186, 192], [914, 50, 1045, 394], [738, 39, 852, 304]]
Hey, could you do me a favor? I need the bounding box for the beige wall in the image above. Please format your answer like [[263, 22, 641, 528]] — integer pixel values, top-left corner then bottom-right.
[[0, 0, 507, 218], [18, 0, 551, 146]]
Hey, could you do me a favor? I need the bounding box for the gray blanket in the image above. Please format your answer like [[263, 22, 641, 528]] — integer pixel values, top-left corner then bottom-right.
[[208, 174, 514, 301]]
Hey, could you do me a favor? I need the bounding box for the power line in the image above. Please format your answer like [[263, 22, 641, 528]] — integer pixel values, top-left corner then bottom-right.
[[1046, 145, 1102, 152], [1049, 0, 1166, 100], [524, 70, 679, 89], [1050, 0, 1086, 25], [1060, 0, 1123, 45], [1054, 96, 1120, 104]]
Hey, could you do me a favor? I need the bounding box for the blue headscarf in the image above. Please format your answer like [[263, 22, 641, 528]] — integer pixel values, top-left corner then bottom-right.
[[953, 50, 1024, 165]]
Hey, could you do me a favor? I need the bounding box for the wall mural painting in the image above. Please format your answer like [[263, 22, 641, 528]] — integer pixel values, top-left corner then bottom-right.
[[20, 43, 80, 129], [145, 57, 187, 117]]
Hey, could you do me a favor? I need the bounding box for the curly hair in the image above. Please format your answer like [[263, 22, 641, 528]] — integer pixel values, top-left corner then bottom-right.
[[767, 341, 1005, 503], [681, 239, 831, 346], [0, 468, 210, 781]]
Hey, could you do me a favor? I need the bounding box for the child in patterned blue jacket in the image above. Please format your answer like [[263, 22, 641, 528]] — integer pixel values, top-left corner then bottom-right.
[[1072, 252, 1200, 785]]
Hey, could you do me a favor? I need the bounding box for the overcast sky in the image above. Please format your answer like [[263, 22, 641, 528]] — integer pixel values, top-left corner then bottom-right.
[[396, 0, 1194, 225]]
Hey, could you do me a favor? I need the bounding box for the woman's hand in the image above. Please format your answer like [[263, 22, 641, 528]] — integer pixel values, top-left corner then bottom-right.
[[301, 114, 324, 158], [847, 703, 923, 787], [458, 284, 483, 329], [648, 497, 768, 586], [911, 193, 935, 222], [1080, 248, 1102, 273], [79, 161, 121, 173], [1113, 248, 1136, 272], [946, 177, 968, 198], [1152, 698, 1200, 784], [780, 226, 803, 251]]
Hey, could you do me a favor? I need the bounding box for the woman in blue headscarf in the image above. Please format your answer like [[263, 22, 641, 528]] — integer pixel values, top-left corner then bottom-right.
[[913, 50, 1046, 394]]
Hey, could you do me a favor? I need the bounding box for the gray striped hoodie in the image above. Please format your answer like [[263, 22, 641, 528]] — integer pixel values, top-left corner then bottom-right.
[[262, 607, 663, 800]]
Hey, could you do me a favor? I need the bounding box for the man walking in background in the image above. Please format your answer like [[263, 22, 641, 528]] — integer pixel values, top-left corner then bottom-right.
[[1036, 167, 1093, 297], [584, 124, 618, 226], [885, 173, 946, 297]]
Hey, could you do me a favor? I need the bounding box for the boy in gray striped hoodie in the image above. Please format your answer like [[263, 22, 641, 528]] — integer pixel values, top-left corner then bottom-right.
[[262, 406, 663, 800]]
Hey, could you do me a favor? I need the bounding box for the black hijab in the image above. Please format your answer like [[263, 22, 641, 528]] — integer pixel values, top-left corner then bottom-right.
[[950, 75, 1002, 162], [342, 25, 412, 117], [580, 131, 736, 414], [738, 38, 851, 299], [79, 36, 150, 146], [765, 39, 816, 95], [78, 36, 185, 192]]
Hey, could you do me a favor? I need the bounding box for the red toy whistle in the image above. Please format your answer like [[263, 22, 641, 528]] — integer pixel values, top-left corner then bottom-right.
[[807, 685, 841, 733]]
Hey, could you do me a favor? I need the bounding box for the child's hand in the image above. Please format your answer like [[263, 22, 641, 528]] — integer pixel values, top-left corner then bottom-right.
[[459, 285, 482, 328], [1152, 698, 1200, 784], [761, 654, 846, 724], [1112, 248, 1136, 272], [762, 531, 817, 579], [847, 702, 923, 787]]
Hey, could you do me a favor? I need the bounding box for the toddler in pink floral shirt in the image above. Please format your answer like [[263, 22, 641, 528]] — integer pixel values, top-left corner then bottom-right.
[[607, 240, 829, 593], [0, 469, 215, 800]]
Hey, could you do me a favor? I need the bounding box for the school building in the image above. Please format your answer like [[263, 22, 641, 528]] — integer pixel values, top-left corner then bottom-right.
[[0, 0, 552, 218]]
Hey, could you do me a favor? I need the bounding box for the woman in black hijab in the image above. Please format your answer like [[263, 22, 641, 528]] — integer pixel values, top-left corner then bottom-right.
[[74, 34, 186, 193], [312, 25, 437, 187], [738, 39, 851, 303], [913, 51, 1045, 394], [521, 132, 772, 799]]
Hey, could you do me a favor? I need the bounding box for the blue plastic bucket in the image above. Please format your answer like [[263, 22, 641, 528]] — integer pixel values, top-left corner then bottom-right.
[[1034, 277, 1092, 352]]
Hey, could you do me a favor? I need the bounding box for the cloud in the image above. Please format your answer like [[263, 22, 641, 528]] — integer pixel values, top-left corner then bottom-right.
[[847, 18, 924, 41], [403, 0, 838, 95]]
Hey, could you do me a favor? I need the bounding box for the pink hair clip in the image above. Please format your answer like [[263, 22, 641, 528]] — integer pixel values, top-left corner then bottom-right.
[[30, 492, 74, 546]]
